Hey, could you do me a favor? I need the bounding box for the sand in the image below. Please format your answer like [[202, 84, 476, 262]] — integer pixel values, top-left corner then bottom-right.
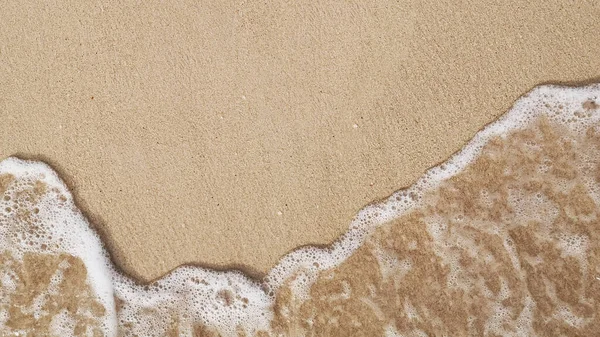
[[1, 0, 600, 282]]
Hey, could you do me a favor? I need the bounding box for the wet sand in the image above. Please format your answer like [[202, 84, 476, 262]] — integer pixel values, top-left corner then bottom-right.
[[1, 0, 600, 284], [1, 84, 599, 335]]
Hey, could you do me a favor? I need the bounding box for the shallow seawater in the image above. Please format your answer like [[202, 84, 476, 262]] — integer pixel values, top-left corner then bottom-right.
[[1, 84, 599, 336]]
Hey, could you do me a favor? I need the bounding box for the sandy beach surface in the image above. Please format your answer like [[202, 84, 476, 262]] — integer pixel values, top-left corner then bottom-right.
[[1, 0, 600, 283]]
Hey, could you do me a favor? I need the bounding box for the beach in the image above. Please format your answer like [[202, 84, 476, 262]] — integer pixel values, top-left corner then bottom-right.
[[1, 0, 599, 285], [2, 1, 600, 335]]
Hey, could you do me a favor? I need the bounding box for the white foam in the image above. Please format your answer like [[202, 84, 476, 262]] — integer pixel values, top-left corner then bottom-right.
[[0, 158, 117, 336], [49, 310, 77, 336]]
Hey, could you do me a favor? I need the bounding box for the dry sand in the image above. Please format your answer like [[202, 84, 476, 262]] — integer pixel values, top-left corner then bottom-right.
[[1, 0, 599, 282]]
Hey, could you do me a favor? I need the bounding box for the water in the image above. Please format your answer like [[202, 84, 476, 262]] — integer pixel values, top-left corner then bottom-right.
[[0, 84, 599, 336]]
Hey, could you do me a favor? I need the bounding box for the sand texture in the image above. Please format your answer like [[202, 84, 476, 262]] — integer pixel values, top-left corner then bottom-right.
[[1, 0, 600, 282]]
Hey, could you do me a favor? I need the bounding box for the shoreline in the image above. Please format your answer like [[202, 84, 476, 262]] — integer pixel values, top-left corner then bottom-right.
[[2, 82, 598, 335], [2, 0, 600, 282], [10, 80, 600, 286]]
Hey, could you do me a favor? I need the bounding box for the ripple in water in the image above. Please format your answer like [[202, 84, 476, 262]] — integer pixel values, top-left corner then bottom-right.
[[0, 84, 599, 336]]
